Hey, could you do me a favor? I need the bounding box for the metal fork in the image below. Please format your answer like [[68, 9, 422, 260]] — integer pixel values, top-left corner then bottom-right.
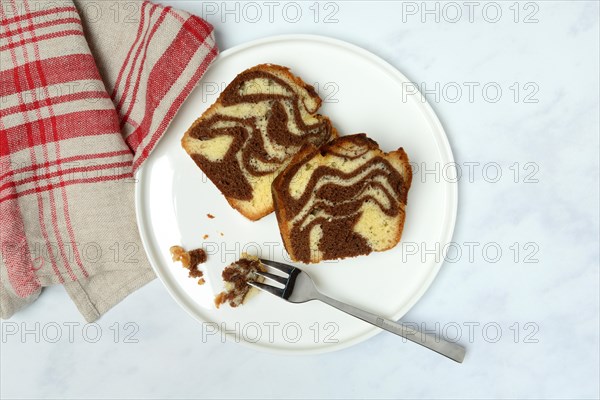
[[249, 259, 466, 363]]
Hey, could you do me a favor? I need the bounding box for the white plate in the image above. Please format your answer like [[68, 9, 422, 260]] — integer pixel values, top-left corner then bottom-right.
[[135, 34, 457, 354]]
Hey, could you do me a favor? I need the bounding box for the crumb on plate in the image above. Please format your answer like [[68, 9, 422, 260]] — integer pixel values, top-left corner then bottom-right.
[[170, 245, 207, 279], [214, 254, 265, 308]]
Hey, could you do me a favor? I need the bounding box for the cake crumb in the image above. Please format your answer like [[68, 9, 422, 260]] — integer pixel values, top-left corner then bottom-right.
[[214, 254, 265, 308], [170, 245, 207, 279], [207, 213, 215, 219], [203, 234, 209, 239], [219, 232, 224, 237], [197, 278, 205, 285]]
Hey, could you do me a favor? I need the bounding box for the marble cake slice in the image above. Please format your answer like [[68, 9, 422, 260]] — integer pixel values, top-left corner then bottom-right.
[[181, 64, 337, 220], [272, 134, 412, 263]]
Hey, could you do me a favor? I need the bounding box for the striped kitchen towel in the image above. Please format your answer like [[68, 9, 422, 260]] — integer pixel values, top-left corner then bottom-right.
[[0, 0, 218, 321]]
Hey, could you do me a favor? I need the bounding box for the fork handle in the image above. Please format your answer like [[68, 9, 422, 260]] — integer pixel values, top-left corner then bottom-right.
[[316, 293, 466, 363]]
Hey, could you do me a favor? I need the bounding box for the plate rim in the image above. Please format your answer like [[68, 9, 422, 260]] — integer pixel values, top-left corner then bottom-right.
[[135, 33, 458, 355]]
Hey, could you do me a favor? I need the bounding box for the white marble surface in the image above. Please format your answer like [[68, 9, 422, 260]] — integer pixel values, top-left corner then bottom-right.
[[1, 1, 599, 399]]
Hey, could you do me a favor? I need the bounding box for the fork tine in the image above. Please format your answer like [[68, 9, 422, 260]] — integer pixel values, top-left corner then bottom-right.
[[255, 270, 288, 285], [248, 281, 285, 298], [259, 259, 295, 274]]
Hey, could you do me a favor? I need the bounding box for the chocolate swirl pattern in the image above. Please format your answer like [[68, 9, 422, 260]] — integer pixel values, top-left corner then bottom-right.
[[182, 64, 336, 220], [272, 134, 412, 263]]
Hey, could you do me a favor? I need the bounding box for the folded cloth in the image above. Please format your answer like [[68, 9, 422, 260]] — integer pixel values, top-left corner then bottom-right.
[[0, 0, 218, 321]]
